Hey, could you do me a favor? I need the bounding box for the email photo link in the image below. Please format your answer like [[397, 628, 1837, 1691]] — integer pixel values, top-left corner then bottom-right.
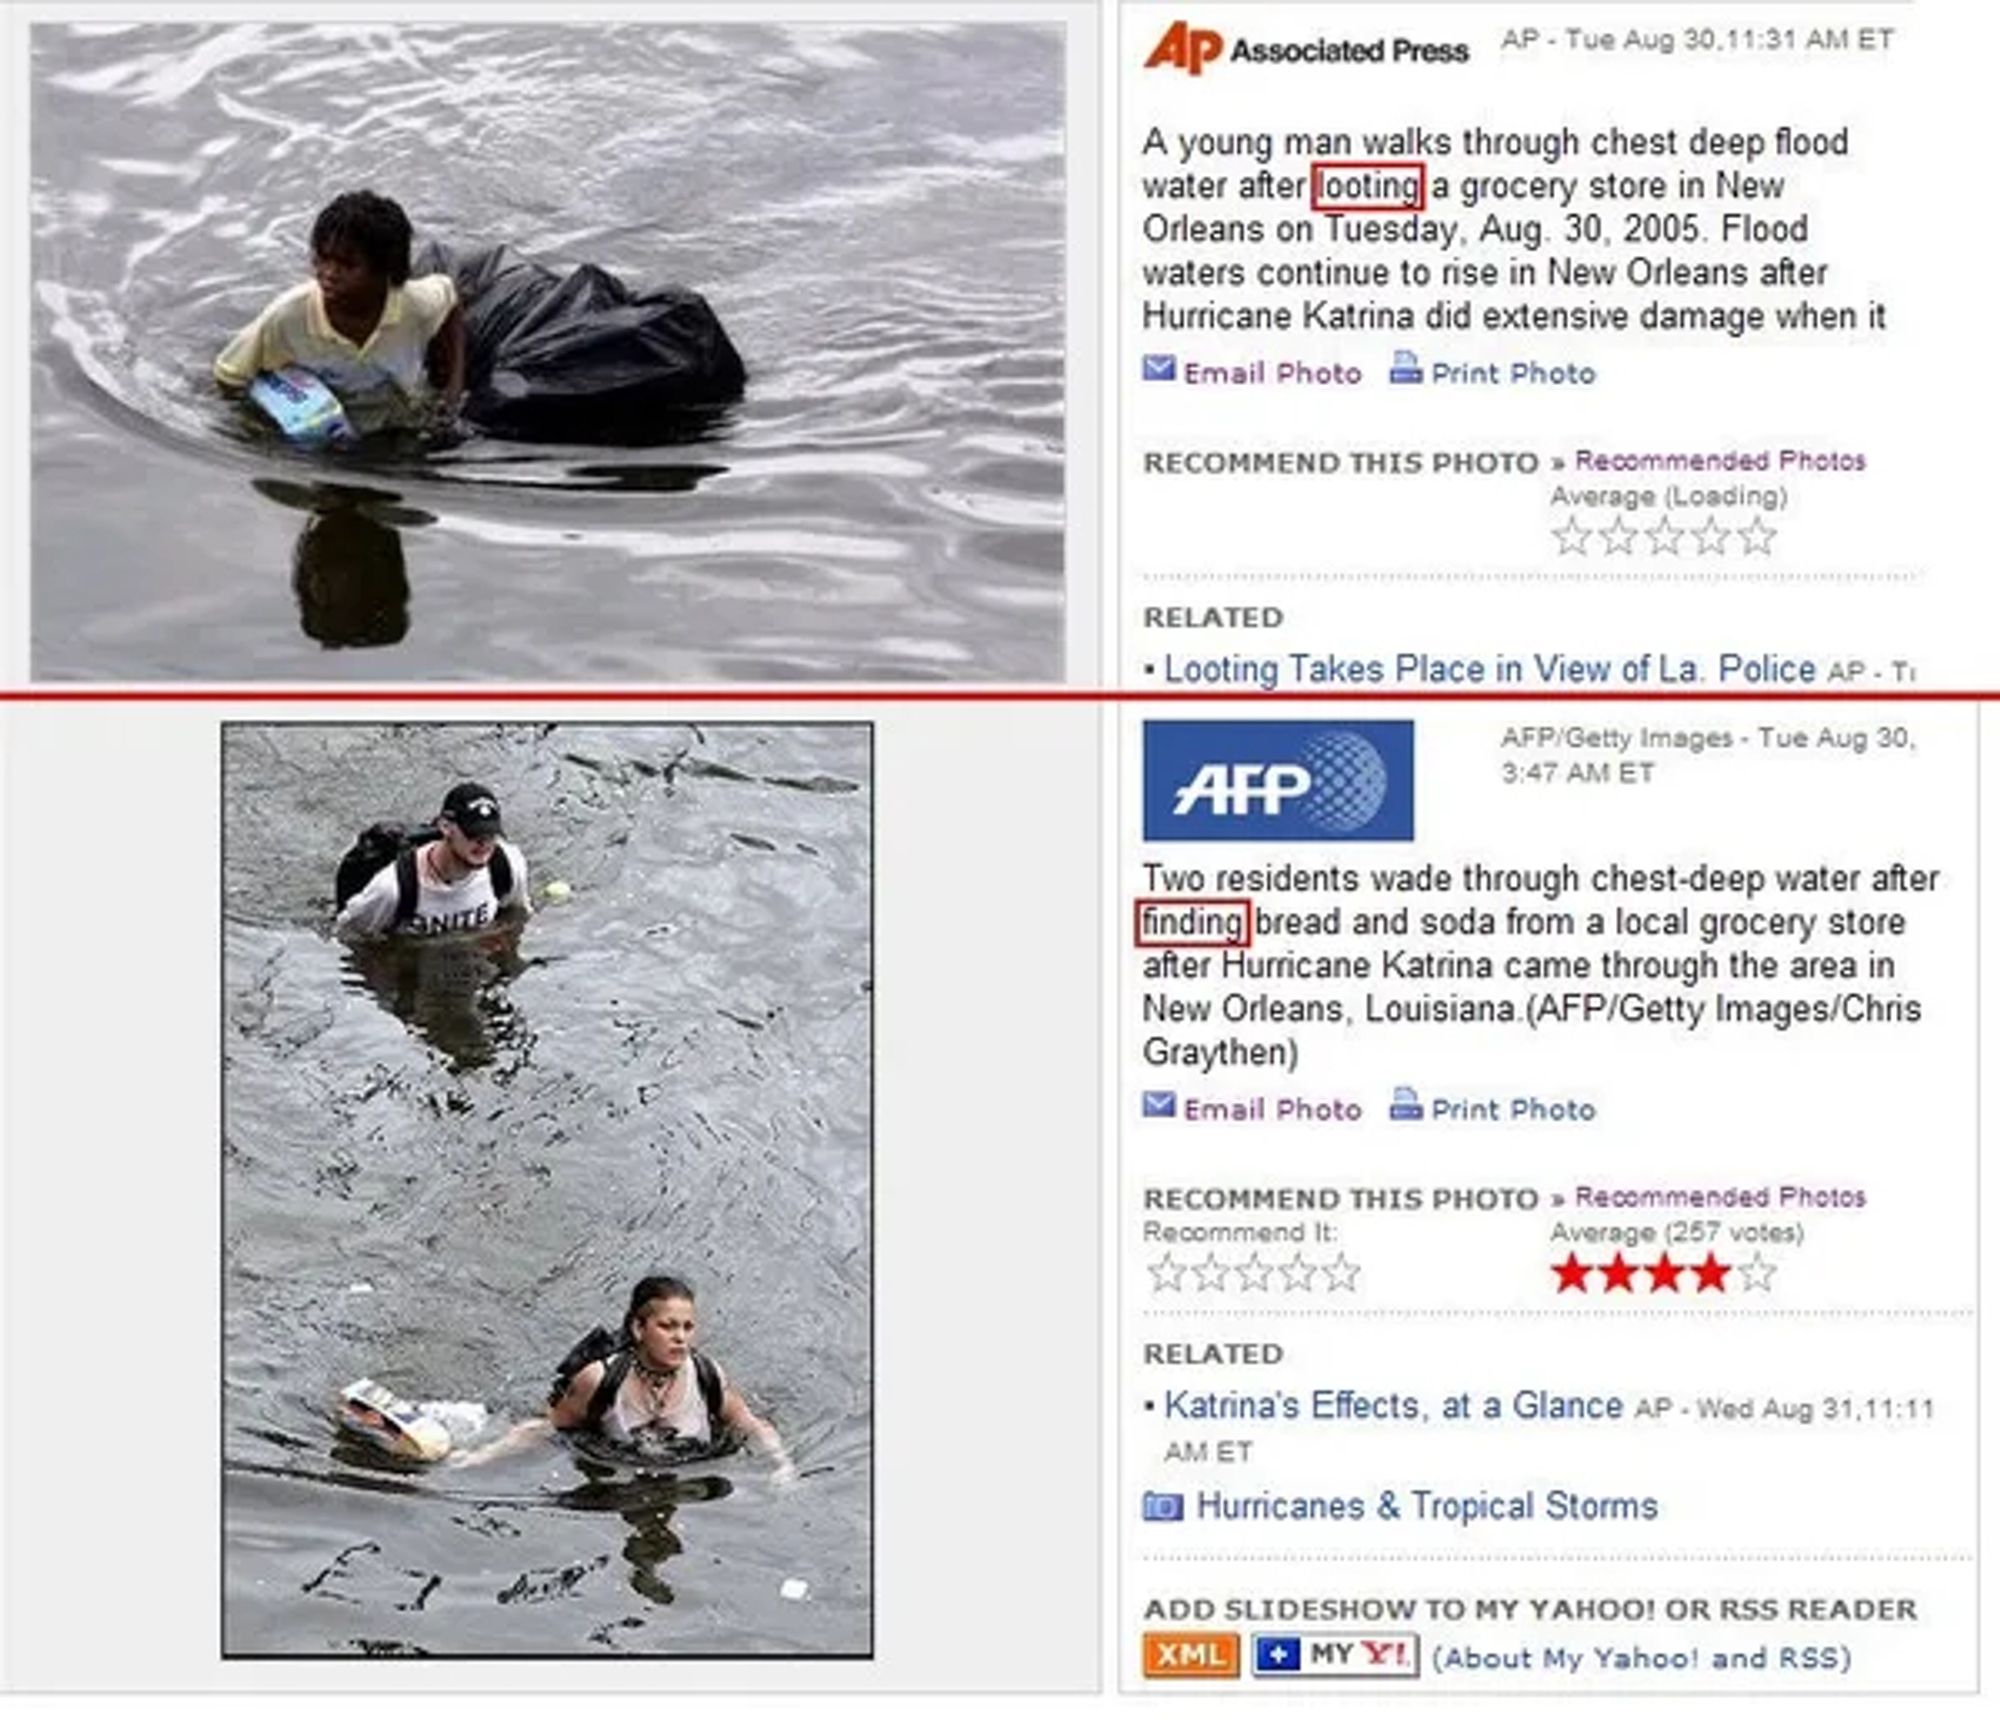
[[222, 722, 872, 1655], [33, 22, 1066, 681]]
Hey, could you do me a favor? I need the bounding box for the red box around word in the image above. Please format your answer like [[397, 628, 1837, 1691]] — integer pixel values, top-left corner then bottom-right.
[[1133, 897, 1254, 949], [1310, 159, 1428, 215]]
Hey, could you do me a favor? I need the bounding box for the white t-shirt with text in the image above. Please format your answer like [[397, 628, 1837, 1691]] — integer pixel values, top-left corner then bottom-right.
[[334, 840, 530, 938]]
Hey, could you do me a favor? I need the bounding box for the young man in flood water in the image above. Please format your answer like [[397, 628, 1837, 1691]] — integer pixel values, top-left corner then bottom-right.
[[214, 189, 466, 431], [336, 781, 530, 939]]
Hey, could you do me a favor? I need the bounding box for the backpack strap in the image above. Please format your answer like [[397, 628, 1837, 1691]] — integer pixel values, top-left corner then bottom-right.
[[582, 1349, 723, 1438], [693, 1352, 724, 1432], [393, 848, 421, 927], [488, 844, 514, 905], [585, 1350, 633, 1432]]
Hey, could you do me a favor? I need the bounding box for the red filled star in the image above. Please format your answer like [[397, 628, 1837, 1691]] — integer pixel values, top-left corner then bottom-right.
[[1693, 1251, 1732, 1292], [1647, 1252, 1684, 1292], [1599, 1252, 1638, 1293], [1553, 1251, 1591, 1292]]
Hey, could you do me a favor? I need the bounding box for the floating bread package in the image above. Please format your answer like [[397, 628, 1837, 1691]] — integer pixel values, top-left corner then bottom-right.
[[338, 1377, 453, 1461]]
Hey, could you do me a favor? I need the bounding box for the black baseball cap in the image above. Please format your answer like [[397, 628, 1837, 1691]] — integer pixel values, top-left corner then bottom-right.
[[440, 781, 504, 838]]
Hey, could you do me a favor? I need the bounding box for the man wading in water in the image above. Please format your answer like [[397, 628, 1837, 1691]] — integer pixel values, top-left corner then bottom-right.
[[335, 782, 530, 939]]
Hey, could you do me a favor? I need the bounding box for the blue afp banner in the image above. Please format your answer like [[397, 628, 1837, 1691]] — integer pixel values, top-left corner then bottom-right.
[[1143, 721, 1415, 842]]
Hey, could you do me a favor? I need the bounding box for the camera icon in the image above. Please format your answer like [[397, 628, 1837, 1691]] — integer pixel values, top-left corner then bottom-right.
[[1141, 1491, 1186, 1523]]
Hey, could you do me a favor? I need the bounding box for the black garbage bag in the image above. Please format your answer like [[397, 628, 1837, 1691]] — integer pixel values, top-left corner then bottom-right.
[[414, 241, 745, 445]]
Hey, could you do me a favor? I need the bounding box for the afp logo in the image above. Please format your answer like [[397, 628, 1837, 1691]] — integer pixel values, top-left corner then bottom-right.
[[1145, 20, 1225, 75], [1144, 722, 1415, 842]]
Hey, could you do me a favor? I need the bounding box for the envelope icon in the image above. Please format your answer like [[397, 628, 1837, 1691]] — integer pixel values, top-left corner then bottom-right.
[[1141, 353, 1177, 382], [1142, 1090, 1178, 1118]]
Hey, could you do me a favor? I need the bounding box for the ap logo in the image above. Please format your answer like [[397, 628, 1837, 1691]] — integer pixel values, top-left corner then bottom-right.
[[1144, 722, 1415, 842], [1145, 21, 1225, 75]]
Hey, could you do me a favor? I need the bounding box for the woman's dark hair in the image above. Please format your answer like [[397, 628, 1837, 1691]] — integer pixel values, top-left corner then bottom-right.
[[310, 190, 412, 285], [625, 1274, 697, 1340]]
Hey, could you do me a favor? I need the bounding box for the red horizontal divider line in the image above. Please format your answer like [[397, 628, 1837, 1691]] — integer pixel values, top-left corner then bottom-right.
[[0, 687, 1982, 704]]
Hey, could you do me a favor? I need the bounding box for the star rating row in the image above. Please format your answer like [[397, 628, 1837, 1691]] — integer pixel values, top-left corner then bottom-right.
[[1149, 1250, 1360, 1295], [1552, 1249, 1778, 1293], [1552, 513, 1778, 556]]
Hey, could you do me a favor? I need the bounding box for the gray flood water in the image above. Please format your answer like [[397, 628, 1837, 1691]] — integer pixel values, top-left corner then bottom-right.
[[223, 724, 870, 1655], [34, 24, 1064, 681]]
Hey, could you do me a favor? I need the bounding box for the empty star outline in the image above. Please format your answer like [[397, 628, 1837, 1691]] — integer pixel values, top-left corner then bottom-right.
[[1738, 515, 1777, 555], [1149, 1253, 1186, 1294], [1320, 1253, 1360, 1293], [1191, 1253, 1231, 1293], [1599, 514, 1638, 555], [1278, 1252, 1318, 1293], [1553, 514, 1591, 556], [1737, 1252, 1778, 1292], [1693, 515, 1730, 556], [1646, 514, 1684, 555], [1235, 1252, 1274, 1293]]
